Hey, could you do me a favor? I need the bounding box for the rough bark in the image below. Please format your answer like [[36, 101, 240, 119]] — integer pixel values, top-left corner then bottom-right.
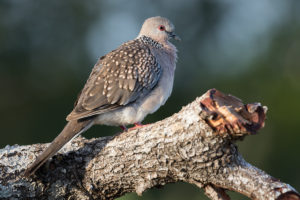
[[0, 89, 299, 200]]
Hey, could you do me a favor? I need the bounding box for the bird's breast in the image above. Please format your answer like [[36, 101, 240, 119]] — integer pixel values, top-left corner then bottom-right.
[[135, 47, 176, 117]]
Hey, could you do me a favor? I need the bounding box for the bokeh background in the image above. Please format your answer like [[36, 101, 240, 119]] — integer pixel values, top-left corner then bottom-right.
[[1, 0, 300, 199]]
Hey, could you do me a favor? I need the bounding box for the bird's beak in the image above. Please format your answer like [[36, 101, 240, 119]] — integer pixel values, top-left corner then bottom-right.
[[167, 31, 181, 41]]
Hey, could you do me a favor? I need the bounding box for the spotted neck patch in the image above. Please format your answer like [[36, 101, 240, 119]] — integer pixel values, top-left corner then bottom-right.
[[139, 35, 163, 49]]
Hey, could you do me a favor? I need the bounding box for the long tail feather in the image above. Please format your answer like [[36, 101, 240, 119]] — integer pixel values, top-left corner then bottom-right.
[[24, 118, 94, 177]]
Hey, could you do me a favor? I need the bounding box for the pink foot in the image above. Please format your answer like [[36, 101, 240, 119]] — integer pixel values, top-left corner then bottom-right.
[[128, 122, 148, 131]]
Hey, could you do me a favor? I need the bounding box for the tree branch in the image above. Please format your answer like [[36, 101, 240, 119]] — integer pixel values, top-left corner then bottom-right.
[[0, 89, 299, 200]]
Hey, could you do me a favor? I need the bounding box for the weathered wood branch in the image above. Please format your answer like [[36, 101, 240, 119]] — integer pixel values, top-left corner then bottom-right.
[[0, 89, 299, 200]]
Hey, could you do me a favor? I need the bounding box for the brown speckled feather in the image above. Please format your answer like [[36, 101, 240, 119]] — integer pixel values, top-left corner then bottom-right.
[[67, 36, 162, 121]]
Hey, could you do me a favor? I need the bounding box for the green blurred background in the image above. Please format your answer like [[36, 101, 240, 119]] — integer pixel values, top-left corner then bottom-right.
[[1, 0, 300, 199]]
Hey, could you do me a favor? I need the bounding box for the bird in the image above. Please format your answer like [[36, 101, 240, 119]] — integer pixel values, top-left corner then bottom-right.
[[24, 16, 180, 177]]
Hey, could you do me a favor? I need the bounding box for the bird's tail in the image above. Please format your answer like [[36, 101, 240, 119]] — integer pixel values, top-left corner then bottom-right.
[[24, 118, 94, 177]]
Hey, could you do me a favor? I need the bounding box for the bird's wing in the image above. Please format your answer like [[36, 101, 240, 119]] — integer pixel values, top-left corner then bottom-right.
[[66, 39, 161, 121]]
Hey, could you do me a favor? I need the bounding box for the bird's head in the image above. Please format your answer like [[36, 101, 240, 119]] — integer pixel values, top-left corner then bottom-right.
[[138, 16, 180, 43]]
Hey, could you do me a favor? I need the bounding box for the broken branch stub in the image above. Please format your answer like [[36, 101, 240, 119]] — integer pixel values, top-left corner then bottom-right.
[[200, 89, 267, 137]]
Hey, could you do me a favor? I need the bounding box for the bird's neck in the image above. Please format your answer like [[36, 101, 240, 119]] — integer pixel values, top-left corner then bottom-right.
[[163, 41, 177, 62], [138, 35, 177, 63]]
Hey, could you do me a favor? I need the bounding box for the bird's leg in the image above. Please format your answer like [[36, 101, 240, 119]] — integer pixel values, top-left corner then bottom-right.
[[114, 125, 128, 136], [120, 125, 128, 131]]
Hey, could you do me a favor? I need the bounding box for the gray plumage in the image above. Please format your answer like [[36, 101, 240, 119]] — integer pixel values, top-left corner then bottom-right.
[[24, 16, 179, 177]]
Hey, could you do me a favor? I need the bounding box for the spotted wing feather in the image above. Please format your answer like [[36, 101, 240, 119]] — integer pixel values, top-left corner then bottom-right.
[[66, 39, 161, 121]]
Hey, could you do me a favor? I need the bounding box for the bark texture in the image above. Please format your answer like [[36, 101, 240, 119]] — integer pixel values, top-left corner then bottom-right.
[[0, 89, 299, 200]]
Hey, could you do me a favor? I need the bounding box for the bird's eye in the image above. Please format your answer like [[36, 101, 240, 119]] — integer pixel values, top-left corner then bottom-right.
[[158, 25, 165, 31]]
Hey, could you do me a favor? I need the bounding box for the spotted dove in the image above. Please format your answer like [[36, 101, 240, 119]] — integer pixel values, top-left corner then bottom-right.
[[24, 16, 180, 177]]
